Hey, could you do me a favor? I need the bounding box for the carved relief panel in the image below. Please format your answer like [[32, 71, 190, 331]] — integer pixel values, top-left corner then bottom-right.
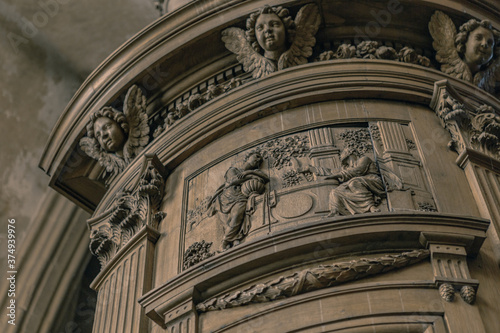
[[182, 123, 436, 269]]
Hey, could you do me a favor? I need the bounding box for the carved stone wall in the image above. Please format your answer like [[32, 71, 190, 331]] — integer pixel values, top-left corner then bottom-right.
[[39, 1, 500, 333]]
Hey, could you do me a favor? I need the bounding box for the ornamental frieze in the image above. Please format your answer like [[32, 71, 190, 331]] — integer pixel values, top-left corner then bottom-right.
[[183, 124, 435, 268]]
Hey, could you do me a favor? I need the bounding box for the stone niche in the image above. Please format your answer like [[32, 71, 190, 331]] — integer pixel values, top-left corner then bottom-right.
[[39, 1, 500, 333]]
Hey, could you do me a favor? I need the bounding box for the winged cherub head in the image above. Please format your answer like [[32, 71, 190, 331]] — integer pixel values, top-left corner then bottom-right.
[[87, 107, 129, 156], [456, 19, 500, 74], [246, 5, 296, 61]]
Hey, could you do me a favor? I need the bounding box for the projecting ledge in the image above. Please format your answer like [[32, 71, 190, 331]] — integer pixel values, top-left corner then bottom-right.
[[139, 212, 489, 328]]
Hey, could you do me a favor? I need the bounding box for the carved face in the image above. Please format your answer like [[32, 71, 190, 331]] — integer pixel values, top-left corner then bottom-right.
[[255, 13, 286, 55], [464, 26, 495, 69], [93, 117, 127, 153], [245, 153, 263, 169]]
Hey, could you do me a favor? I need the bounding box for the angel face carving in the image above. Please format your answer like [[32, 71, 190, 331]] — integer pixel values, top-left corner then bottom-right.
[[222, 4, 320, 79], [462, 26, 495, 73], [254, 12, 287, 60], [93, 116, 127, 154], [429, 11, 500, 94], [79, 85, 150, 183]]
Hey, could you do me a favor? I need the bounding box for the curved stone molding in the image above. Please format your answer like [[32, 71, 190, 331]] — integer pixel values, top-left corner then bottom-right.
[[40, 0, 500, 213], [94, 61, 500, 215], [197, 249, 430, 311], [139, 213, 489, 328]]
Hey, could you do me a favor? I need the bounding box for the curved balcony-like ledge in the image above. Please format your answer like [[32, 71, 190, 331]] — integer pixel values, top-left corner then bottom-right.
[[95, 60, 500, 215], [138, 212, 488, 327], [40, 0, 500, 213]]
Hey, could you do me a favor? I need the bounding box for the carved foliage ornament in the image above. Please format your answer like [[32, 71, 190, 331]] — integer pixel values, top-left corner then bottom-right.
[[89, 155, 166, 268], [429, 11, 500, 94], [222, 4, 321, 79], [432, 82, 500, 160], [80, 85, 150, 183], [197, 249, 429, 311], [153, 78, 243, 138], [319, 41, 431, 67]]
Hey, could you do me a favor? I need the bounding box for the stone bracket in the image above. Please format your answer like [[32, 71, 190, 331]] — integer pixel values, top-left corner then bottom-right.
[[430, 80, 500, 161], [420, 232, 483, 304]]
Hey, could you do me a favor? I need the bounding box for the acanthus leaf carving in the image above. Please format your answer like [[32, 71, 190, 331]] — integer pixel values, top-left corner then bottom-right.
[[221, 4, 321, 79], [80, 85, 151, 185], [89, 154, 167, 269], [196, 249, 430, 312], [431, 80, 500, 160]]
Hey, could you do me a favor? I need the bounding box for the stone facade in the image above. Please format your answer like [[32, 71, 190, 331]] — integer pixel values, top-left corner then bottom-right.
[[38, 1, 500, 332]]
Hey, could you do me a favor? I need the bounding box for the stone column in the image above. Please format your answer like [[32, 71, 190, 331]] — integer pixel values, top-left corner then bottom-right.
[[375, 121, 435, 211]]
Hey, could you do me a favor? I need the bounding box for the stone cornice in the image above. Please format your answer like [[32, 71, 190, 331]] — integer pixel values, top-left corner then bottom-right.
[[138, 212, 488, 327]]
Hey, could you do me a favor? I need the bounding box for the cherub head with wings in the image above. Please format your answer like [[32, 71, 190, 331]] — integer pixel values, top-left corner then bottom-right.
[[221, 4, 321, 79], [456, 19, 500, 74], [429, 11, 500, 94], [245, 5, 295, 61], [80, 85, 150, 182]]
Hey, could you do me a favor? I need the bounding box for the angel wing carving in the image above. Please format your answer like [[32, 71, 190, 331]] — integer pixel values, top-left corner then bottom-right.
[[221, 28, 277, 79], [79, 85, 150, 184], [429, 11, 500, 94], [278, 4, 321, 70], [222, 4, 321, 79], [428, 11, 471, 81], [123, 85, 150, 162]]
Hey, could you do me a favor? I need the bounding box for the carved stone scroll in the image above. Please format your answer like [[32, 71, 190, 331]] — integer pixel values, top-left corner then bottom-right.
[[196, 249, 429, 311], [431, 80, 500, 160], [89, 154, 167, 269]]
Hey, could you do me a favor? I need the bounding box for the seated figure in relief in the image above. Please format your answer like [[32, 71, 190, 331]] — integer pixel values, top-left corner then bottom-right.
[[298, 148, 387, 216], [209, 152, 269, 249], [429, 11, 500, 94], [221, 4, 321, 79], [79, 85, 150, 181]]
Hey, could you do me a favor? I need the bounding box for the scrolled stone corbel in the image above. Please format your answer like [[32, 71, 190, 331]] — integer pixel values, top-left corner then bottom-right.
[[431, 80, 500, 161], [88, 154, 168, 269]]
